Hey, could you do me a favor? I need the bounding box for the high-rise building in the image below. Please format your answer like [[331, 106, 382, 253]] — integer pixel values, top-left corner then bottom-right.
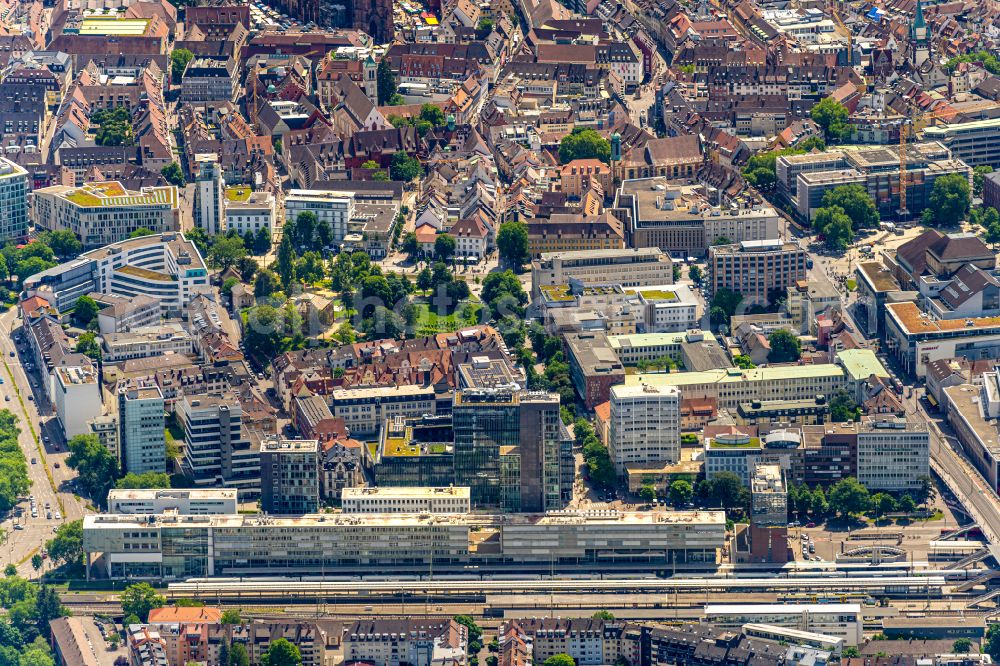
[[0, 158, 28, 242], [117, 379, 166, 475], [609, 384, 681, 477], [194, 155, 224, 236], [260, 438, 320, 515], [708, 239, 808, 308], [179, 395, 260, 498], [453, 390, 563, 512]]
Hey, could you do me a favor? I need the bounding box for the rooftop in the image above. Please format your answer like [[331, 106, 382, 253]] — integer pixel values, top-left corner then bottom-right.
[[837, 349, 889, 381], [84, 509, 727, 529], [78, 16, 150, 36], [54, 182, 178, 209], [117, 264, 175, 282], [342, 486, 470, 499], [261, 438, 319, 453], [108, 488, 237, 501], [626, 364, 845, 388], [887, 301, 1000, 335], [943, 384, 998, 455], [857, 261, 901, 292], [224, 186, 252, 203], [609, 332, 688, 349]]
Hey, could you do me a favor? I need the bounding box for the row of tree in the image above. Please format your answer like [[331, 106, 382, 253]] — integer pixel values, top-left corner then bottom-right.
[[0, 411, 30, 515]]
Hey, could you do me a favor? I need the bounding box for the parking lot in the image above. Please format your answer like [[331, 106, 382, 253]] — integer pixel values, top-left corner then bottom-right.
[[788, 493, 967, 565]]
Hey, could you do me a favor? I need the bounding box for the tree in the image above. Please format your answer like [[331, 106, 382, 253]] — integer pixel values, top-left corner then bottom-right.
[[639, 485, 656, 501], [66, 434, 120, 505], [496, 221, 530, 269], [254, 270, 280, 299], [41, 230, 82, 259], [542, 655, 575, 666], [115, 472, 170, 489], [376, 59, 397, 106], [827, 477, 871, 518], [915, 475, 935, 508], [454, 615, 483, 647], [209, 235, 247, 270], [30, 555, 42, 572], [229, 643, 250, 666], [229, 643, 251, 666], [592, 610, 614, 621], [669, 480, 693, 507], [821, 184, 879, 229], [221, 608, 242, 624], [277, 235, 296, 291], [361, 159, 380, 170], [928, 173, 971, 226], [120, 582, 165, 622], [767, 329, 802, 363], [129, 227, 156, 239], [170, 48, 194, 83], [75, 331, 101, 361], [73, 295, 100, 328], [434, 234, 456, 261], [813, 205, 853, 252], [254, 226, 272, 254], [829, 388, 860, 422], [558, 127, 611, 164], [733, 354, 755, 369], [810, 97, 850, 142], [709, 472, 746, 511], [974, 166, 994, 197], [709, 288, 743, 329], [953, 638, 973, 654], [45, 520, 83, 567], [419, 104, 446, 127], [870, 492, 897, 517], [161, 162, 185, 187], [91, 106, 133, 147], [898, 494, 917, 514], [389, 151, 422, 182], [688, 264, 703, 284], [475, 17, 494, 39]]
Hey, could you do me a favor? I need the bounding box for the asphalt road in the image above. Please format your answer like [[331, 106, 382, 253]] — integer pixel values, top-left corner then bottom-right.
[[903, 387, 1000, 563], [0, 307, 89, 575]]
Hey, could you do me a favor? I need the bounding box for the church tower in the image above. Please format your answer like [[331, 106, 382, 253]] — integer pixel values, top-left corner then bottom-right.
[[910, 0, 929, 66]]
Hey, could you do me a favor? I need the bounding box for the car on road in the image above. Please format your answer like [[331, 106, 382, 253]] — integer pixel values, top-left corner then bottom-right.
[[54, 512, 61, 520], [46, 512, 51, 520], [26, 396, 31, 401], [4, 397, 8, 401], [53, 462, 60, 468], [7, 352, 12, 357], [30, 458, 35, 464], [13, 524, 22, 531]]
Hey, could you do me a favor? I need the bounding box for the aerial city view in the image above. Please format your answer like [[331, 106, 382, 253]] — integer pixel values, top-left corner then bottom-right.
[[5, 0, 1000, 663]]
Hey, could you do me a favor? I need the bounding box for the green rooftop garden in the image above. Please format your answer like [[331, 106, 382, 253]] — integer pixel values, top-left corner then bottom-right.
[[225, 187, 253, 202]]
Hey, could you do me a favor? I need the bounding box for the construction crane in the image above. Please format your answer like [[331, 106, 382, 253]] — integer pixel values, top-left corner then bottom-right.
[[829, 2, 852, 60], [898, 106, 955, 218]]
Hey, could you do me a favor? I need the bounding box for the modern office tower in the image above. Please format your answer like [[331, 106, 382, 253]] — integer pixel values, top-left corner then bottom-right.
[[194, 154, 225, 235], [260, 437, 320, 515], [0, 158, 28, 242], [708, 239, 808, 308], [117, 379, 166, 475], [609, 384, 681, 476], [453, 390, 563, 512], [179, 395, 260, 497]]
